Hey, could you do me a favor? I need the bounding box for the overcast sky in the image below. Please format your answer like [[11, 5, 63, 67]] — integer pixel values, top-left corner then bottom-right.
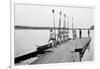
[[15, 4, 94, 28]]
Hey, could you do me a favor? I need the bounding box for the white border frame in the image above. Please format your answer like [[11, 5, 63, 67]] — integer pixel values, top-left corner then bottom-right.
[[10, 0, 95, 69]]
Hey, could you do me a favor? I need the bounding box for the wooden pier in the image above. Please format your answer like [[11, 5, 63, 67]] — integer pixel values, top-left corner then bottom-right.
[[29, 38, 91, 64]]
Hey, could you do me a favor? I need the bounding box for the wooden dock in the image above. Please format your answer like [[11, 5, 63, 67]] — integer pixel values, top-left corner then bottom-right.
[[30, 38, 91, 64]]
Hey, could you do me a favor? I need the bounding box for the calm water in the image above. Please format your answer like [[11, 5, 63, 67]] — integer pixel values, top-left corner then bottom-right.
[[14, 30, 93, 57]]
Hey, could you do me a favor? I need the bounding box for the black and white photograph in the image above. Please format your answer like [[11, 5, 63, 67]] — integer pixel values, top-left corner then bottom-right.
[[14, 3, 94, 66]]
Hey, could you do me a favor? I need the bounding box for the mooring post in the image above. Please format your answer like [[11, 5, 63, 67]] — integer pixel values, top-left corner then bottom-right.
[[88, 29, 90, 38], [79, 29, 82, 39]]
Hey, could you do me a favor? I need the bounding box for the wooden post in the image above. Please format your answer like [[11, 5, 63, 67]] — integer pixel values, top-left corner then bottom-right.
[[79, 29, 82, 39]]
